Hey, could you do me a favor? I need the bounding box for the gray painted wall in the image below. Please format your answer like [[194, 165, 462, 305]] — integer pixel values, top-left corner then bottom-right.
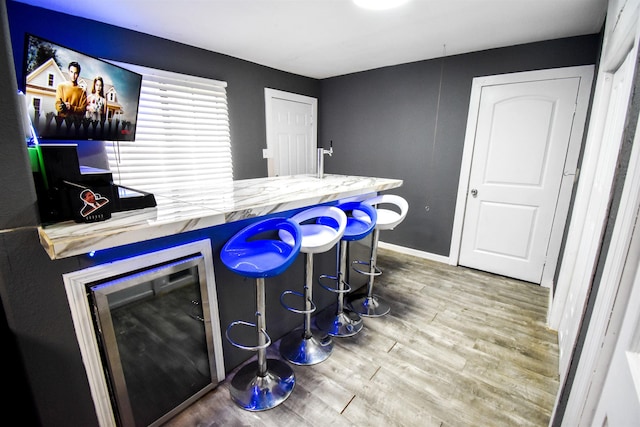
[[320, 37, 600, 256], [1, 1, 601, 426]]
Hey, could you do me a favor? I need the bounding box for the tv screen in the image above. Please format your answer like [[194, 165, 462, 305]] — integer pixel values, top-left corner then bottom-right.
[[23, 34, 142, 141]]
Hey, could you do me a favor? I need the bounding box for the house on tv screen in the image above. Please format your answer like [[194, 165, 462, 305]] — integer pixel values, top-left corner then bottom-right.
[[25, 58, 127, 140]]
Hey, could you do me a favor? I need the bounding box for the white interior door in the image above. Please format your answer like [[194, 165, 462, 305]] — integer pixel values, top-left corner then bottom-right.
[[264, 88, 317, 177], [457, 77, 582, 284]]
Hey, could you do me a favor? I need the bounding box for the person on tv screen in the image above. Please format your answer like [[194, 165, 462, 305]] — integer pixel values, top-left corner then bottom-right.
[[55, 61, 87, 120], [86, 76, 107, 122]]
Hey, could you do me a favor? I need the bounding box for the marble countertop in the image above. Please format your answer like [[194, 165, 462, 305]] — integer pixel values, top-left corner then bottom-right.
[[38, 174, 403, 260]]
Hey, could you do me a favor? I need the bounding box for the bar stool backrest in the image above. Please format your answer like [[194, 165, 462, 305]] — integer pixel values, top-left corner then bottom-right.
[[338, 201, 377, 241], [221, 217, 302, 278], [281, 206, 347, 254], [365, 194, 409, 230]]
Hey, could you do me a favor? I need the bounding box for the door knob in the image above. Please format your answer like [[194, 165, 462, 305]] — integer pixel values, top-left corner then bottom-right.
[[470, 189, 478, 197]]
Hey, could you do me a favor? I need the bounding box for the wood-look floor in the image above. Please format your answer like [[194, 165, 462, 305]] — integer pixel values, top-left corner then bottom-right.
[[166, 248, 559, 427]]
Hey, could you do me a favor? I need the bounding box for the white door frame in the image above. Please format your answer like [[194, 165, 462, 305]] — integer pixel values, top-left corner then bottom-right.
[[549, 0, 640, 330], [264, 88, 318, 177], [551, 0, 640, 423], [564, 82, 640, 425], [449, 66, 594, 288]]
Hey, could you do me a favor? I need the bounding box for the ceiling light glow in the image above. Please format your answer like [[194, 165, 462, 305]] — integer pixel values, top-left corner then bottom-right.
[[353, 0, 411, 10]]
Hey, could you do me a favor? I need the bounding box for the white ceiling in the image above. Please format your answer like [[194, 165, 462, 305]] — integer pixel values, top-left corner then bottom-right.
[[13, 0, 608, 79]]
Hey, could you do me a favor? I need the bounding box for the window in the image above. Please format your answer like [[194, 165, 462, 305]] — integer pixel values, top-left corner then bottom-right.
[[105, 63, 232, 196], [48, 73, 54, 87], [33, 98, 41, 117]]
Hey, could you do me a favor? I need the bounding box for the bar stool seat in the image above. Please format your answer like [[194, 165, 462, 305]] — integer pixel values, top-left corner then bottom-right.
[[316, 201, 377, 337], [350, 194, 409, 317], [221, 217, 302, 411], [279, 206, 347, 365]]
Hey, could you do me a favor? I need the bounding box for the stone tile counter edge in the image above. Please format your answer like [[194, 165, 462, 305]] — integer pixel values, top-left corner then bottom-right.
[[38, 174, 403, 259]]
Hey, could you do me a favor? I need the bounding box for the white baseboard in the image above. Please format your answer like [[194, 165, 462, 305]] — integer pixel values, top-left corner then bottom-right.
[[378, 241, 450, 264]]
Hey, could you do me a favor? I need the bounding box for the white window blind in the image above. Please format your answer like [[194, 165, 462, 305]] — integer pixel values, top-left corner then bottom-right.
[[105, 63, 232, 195]]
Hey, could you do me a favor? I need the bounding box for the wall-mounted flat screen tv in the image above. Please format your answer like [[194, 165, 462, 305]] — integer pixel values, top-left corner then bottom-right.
[[23, 34, 142, 141]]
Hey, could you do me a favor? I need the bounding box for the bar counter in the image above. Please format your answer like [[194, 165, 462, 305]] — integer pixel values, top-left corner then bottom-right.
[[38, 174, 403, 260]]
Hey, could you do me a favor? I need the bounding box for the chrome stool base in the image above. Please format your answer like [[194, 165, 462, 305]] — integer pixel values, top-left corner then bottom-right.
[[229, 358, 295, 411], [315, 304, 364, 337], [350, 294, 390, 317], [279, 327, 334, 365]]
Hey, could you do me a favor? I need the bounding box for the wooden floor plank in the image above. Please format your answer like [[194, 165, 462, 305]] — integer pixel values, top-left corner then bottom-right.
[[165, 248, 559, 426]]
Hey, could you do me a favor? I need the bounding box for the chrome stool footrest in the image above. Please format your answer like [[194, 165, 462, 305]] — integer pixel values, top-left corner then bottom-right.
[[225, 320, 272, 351], [280, 289, 317, 315], [318, 274, 352, 294], [352, 260, 382, 277]]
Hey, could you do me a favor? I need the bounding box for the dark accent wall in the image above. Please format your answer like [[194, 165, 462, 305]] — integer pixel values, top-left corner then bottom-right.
[[1, 1, 602, 426], [319, 36, 601, 256]]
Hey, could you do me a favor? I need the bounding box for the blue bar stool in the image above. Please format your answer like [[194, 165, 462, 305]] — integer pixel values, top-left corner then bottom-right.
[[279, 206, 347, 365], [350, 194, 409, 317], [316, 201, 377, 337], [220, 217, 302, 411]]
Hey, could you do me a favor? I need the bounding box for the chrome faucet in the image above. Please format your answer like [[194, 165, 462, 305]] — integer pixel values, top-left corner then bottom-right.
[[317, 141, 333, 179]]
